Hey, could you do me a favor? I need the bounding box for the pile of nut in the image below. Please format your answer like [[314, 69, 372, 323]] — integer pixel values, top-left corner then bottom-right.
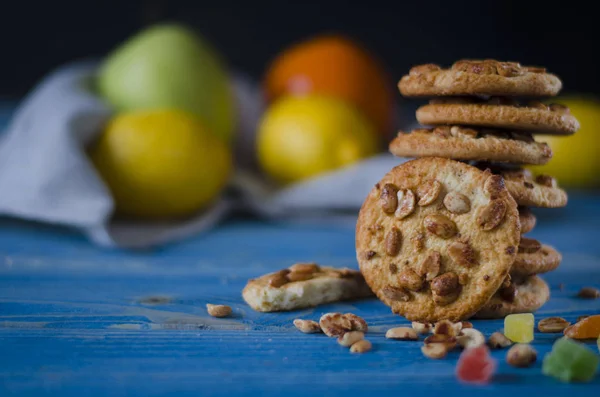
[[294, 313, 372, 353], [292, 313, 545, 368]]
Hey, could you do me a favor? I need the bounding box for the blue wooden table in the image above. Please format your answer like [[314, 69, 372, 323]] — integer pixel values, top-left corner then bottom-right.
[[0, 194, 599, 396]]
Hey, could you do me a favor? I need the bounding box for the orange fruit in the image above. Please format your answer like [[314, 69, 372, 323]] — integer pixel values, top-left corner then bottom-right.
[[264, 35, 394, 137]]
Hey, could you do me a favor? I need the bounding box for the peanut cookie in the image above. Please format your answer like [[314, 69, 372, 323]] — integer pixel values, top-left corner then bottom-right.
[[474, 164, 567, 208], [416, 98, 579, 135], [399, 60, 562, 97], [388, 125, 552, 165], [355, 157, 520, 322], [511, 239, 562, 277], [519, 207, 537, 234], [242, 263, 374, 312], [473, 275, 550, 319]]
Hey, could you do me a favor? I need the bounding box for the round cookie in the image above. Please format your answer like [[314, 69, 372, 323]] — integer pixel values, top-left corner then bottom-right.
[[388, 125, 552, 165], [474, 164, 567, 208], [473, 275, 550, 319], [519, 207, 537, 234], [511, 239, 562, 277], [416, 100, 579, 136], [356, 157, 520, 322], [399, 60, 562, 98]]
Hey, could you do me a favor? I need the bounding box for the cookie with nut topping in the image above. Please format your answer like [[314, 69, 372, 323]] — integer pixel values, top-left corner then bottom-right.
[[388, 125, 552, 165], [511, 238, 562, 277], [356, 157, 520, 322], [416, 97, 579, 136], [474, 163, 568, 208], [519, 207, 537, 234], [473, 275, 550, 319], [399, 59, 562, 98], [242, 263, 374, 312]]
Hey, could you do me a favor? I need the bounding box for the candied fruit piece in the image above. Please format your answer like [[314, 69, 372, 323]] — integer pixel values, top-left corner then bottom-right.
[[456, 345, 497, 384], [542, 337, 599, 382], [504, 313, 534, 343], [564, 315, 600, 340]]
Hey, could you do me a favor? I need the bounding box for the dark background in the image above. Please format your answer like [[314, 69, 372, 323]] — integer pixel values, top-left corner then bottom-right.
[[2, 0, 598, 99]]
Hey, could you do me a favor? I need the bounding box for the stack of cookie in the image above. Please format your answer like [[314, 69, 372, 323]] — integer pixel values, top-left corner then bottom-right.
[[356, 59, 578, 322]]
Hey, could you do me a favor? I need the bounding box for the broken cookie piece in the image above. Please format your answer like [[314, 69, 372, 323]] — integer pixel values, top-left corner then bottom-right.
[[242, 263, 374, 312]]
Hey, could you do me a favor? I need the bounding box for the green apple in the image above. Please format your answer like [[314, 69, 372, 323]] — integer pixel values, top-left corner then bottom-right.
[[97, 24, 235, 143]]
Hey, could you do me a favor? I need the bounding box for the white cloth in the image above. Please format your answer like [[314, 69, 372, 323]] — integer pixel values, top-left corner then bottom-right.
[[0, 63, 407, 248]]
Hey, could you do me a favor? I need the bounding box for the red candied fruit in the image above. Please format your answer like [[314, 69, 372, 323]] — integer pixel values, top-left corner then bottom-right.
[[456, 345, 497, 384]]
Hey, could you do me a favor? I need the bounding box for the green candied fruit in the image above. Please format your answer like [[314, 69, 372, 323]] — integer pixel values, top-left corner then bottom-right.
[[542, 337, 599, 382]]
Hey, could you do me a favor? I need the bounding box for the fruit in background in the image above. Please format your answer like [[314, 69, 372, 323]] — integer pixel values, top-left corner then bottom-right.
[[97, 24, 235, 143], [264, 35, 394, 137], [531, 96, 600, 187], [90, 109, 232, 219], [257, 95, 378, 184]]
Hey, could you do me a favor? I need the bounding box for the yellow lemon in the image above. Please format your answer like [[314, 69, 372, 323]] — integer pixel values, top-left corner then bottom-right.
[[257, 95, 378, 184], [90, 109, 232, 219], [531, 96, 600, 187]]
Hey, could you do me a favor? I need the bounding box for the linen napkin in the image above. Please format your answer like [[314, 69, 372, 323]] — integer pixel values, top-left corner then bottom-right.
[[0, 62, 407, 248]]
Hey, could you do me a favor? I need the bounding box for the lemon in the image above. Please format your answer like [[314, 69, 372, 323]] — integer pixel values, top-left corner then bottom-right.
[[90, 109, 232, 219], [531, 96, 600, 187], [257, 95, 378, 184]]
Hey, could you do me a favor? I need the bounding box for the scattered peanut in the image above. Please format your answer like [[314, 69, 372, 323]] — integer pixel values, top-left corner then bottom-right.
[[488, 332, 512, 349], [433, 320, 461, 337], [350, 339, 372, 353], [538, 317, 570, 333], [344, 313, 368, 333], [506, 344, 537, 367], [319, 313, 353, 337], [206, 304, 232, 318], [424, 334, 457, 350], [577, 287, 600, 299], [338, 331, 365, 347], [386, 327, 418, 340], [457, 328, 485, 349], [421, 343, 448, 359], [293, 319, 322, 334], [412, 322, 432, 334]]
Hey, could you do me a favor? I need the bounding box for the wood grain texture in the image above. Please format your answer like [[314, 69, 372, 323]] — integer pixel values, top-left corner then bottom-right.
[[0, 188, 599, 393]]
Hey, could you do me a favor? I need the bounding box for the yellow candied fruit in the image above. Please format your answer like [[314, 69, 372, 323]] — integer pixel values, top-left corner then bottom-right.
[[504, 313, 534, 343]]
